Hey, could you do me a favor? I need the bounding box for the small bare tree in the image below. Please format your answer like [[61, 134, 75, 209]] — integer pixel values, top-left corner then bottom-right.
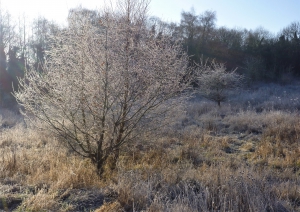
[[15, 0, 190, 175], [196, 61, 243, 107]]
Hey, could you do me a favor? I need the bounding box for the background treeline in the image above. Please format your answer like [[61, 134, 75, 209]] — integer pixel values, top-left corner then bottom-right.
[[163, 9, 300, 82], [0, 7, 299, 105], [0, 9, 59, 105]]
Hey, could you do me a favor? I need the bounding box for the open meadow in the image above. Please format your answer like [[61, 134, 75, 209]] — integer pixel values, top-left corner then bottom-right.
[[1, 82, 300, 211]]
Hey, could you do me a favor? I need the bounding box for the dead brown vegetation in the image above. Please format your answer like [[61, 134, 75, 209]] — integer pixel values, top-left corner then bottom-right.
[[2, 82, 300, 211]]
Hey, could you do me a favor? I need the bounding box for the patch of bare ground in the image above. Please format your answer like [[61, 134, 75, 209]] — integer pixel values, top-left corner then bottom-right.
[[1, 83, 300, 211]]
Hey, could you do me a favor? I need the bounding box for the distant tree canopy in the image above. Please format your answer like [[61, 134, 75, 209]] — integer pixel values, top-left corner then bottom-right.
[[0, 9, 59, 105], [0, 6, 299, 106], [157, 9, 300, 82]]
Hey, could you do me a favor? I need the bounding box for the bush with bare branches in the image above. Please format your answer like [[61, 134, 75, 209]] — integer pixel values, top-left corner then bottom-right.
[[196, 61, 243, 107], [14, 0, 190, 175]]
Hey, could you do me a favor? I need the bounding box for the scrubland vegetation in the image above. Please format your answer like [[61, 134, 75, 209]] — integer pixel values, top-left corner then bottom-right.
[[0, 0, 300, 211], [1, 82, 300, 211]]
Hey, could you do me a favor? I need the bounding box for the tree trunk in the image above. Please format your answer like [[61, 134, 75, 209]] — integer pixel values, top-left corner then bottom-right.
[[96, 158, 106, 176], [94, 149, 120, 176], [110, 149, 120, 171]]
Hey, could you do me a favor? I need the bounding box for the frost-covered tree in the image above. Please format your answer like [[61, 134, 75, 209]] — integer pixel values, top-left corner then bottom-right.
[[15, 0, 190, 175], [197, 61, 243, 107]]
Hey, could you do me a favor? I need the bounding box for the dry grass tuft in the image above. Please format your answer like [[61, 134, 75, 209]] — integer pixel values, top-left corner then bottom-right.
[[0, 124, 101, 190], [95, 201, 122, 212], [251, 112, 300, 169]]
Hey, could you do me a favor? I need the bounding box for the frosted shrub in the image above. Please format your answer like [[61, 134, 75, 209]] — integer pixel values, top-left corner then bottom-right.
[[15, 0, 191, 175], [197, 61, 243, 107]]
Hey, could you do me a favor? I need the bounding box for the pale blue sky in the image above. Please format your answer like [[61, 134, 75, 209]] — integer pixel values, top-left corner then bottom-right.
[[1, 0, 299, 34], [150, 0, 300, 34]]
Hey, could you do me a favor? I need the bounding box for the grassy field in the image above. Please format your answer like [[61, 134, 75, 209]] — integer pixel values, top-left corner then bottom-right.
[[1, 82, 300, 211]]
